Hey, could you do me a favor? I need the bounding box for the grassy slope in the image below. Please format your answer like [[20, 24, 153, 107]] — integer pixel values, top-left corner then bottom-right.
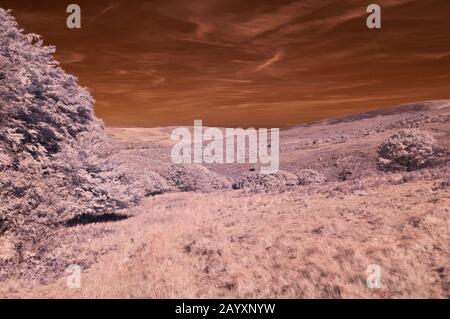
[[1, 101, 449, 298]]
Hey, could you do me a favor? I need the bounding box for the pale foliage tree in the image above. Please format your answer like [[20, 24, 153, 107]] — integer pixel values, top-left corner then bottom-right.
[[0, 8, 168, 273]]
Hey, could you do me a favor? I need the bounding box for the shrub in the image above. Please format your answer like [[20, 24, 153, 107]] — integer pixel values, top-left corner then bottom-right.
[[234, 170, 299, 191], [296, 169, 325, 185], [377, 129, 437, 171], [164, 164, 232, 192]]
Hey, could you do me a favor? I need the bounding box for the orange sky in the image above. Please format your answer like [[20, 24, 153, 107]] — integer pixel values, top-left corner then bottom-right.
[[2, 0, 450, 127]]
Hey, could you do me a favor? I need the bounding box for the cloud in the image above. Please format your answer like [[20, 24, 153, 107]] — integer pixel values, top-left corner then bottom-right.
[[98, 3, 121, 16], [56, 52, 85, 64], [7, 0, 448, 127], [254, 50, 284, 71], [89, 2, 122, 24]]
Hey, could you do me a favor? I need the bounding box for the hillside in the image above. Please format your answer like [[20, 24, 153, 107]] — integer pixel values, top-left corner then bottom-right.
[[2, 99, 449, 298]]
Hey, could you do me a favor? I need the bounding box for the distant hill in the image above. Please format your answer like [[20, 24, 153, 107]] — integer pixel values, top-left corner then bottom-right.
[[314, 100, 450, 126]]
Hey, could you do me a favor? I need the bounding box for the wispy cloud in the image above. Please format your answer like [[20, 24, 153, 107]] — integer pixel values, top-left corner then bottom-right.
[[89, 2, 121, 24], [98, 3, 121, 16], [10, 0, 448, 127], [254, 50, 284, 71]]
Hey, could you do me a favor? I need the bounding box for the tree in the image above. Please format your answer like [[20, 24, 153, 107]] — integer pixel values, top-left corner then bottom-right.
[[0, 7, 159, 279]]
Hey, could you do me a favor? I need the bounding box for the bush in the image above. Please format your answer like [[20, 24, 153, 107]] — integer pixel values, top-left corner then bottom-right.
[[234, 170, 299, 191], [297, 169, 325, 185], [234, 169, 326, 191], [164, 164, 232, 192], [377, 129, 437, 171]]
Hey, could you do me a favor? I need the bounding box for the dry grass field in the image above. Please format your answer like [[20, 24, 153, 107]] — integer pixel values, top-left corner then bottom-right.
[[2, 177, 449, 298]]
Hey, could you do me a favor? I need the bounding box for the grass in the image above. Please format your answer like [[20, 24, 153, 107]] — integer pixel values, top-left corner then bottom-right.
[[2, 177, 448, 298]]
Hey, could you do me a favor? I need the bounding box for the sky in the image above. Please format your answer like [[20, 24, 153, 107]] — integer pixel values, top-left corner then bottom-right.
[[2, 0, 450, 127]]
